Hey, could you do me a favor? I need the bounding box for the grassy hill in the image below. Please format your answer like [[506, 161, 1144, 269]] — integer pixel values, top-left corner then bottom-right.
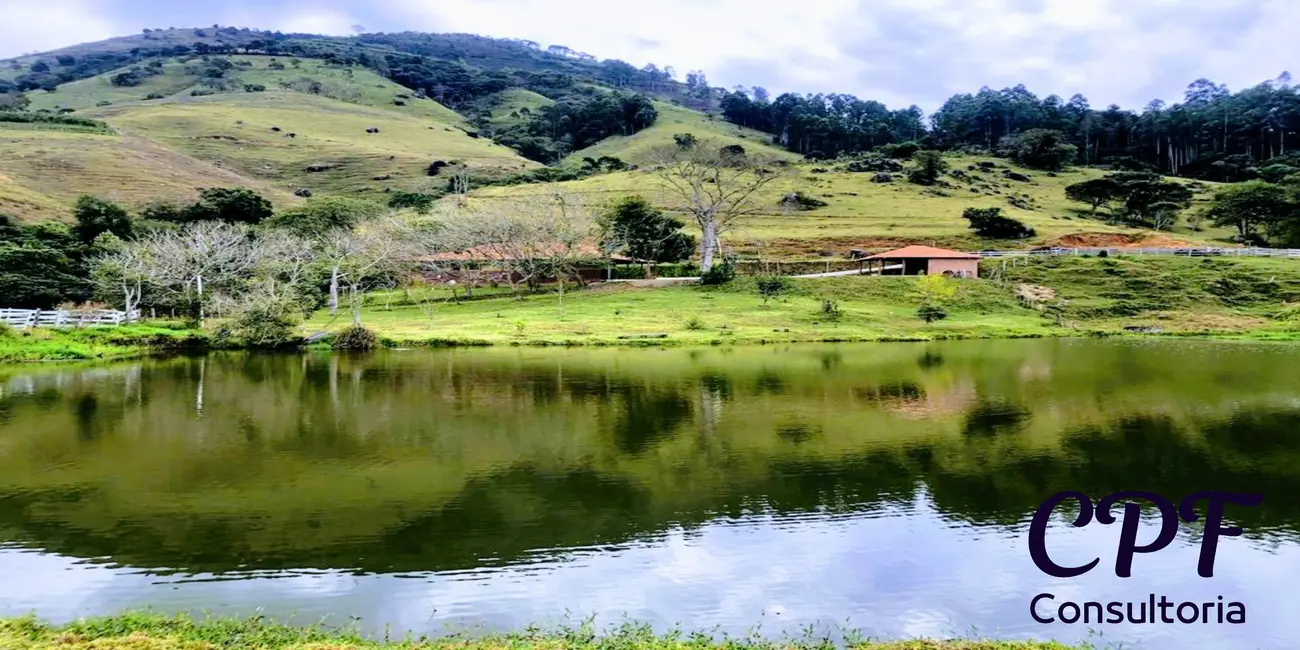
[[562, 100, 792, 166], [0, 128, 294, 221], [2, 55, 541, 218], [84, 90, 535, 196], [476, 153, 1233, 257], [28, 56, 470, 126]]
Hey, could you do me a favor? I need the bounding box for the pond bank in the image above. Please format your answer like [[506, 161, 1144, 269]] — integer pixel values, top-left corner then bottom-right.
[[0, 614, 1088, 649], [10, 255, 1300, 363], [0, 324, 206, 364]]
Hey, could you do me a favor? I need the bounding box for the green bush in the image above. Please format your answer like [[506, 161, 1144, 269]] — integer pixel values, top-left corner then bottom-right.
[[212, 297, 303, 349], [700, 257, 736, 286], [916, 304, 948, 322], [755, 274, 790, 304], [332, 325, 379, 350]]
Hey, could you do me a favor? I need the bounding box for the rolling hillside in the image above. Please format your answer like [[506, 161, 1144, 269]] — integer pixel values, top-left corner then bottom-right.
[[2, 55, 540, 219], [0, 30, 1245, 258], [0, 128, 295, 221], [476, 154, 1231, 256]]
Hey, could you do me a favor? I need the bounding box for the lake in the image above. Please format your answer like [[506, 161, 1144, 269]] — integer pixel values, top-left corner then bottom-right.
[[1, 339, 1298, 649]]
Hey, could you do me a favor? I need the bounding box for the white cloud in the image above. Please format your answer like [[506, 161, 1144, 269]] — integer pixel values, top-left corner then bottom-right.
[[3, 0, 1299, 113], [0, 0, 119, 58]]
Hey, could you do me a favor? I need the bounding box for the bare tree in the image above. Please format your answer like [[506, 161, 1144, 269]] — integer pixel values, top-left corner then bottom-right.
[[141, 222, 259, 326], [90, 242, 151, 321], [247, 230, 318, 306], [449, 164, 472, 207], [320, 217, 415, 326], [439, 193, 593, 307], [648, 142, 788, 271]]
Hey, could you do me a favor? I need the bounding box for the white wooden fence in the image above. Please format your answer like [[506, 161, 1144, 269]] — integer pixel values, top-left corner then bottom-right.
[[0, 308, 141, 330], [977, 247, 1300, 259]]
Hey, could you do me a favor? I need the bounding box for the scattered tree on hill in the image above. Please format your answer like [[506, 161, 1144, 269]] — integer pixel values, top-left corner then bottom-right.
[[1064, 177, 1124, 216], [962, 207, 1036, 239], [72, 196, 132, 243], [907, 151, 948, 185], [184, 187, 275, 224], [1113, 173, 1193, 229], [1065, 173, 1192, 228], [1206, 181, 1300, 245], [597, 196, 695, 265], [649, 141, 787, 272], [673, 133, 698, 149], [387, 190, 437, 213], [998, 129, 1077, 171]]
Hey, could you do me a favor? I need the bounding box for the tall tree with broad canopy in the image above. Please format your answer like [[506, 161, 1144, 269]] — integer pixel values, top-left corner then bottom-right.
[[648, 142, 787, 272]]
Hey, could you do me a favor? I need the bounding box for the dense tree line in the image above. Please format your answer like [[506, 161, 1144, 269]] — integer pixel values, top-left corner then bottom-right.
[[720, 91, 925, 159], [718, 76, 1300, 182]]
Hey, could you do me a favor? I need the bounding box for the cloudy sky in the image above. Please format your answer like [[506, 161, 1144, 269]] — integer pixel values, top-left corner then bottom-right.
[[1, 0, 1297, 112]]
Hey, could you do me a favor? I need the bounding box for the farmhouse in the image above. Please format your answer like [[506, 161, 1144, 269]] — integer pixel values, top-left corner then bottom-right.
[[865, 245, 981, 277]]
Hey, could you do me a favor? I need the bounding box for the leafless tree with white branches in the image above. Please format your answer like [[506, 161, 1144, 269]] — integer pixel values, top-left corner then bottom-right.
[[648, 141, 789, 271]]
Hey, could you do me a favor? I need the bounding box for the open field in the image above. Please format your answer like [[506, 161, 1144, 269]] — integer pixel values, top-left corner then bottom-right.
[[0, 614, 1090, 650], [476, 154, 1233, 257]]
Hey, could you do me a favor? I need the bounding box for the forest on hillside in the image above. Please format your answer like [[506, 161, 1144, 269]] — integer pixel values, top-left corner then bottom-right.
[[1, 26, 1299, 180]]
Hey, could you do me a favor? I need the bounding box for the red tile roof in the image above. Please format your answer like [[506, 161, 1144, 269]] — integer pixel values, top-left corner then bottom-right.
[[865, 245, 981, 260]]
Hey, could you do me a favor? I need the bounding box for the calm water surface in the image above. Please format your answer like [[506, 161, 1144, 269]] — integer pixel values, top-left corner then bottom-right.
[[1, 339, 1299, 649]]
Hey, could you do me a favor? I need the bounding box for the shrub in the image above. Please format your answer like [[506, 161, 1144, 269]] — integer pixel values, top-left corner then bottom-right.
[[332, 325, 378, 350], [916, 304, 948, 322], [879, 141, 921, 159], [820, 299, 841, 320], [684, 315, 706, 330], [387, 190, 437, 213], [755, 274, 790, 304], [699, 256, 736, 286], [213, 296, 303, 348], [962, 207, 1036, 239], [778, 192, 829, 211]]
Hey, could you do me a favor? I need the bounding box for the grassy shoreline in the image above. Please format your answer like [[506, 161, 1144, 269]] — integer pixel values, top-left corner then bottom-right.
[[7, 256, 1300, 363], [0, 613, 1091, 649], [0, 324, 207, 364]]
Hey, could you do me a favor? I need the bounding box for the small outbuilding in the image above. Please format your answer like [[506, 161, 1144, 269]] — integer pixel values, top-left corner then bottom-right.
[[865, 245, 981, 278]]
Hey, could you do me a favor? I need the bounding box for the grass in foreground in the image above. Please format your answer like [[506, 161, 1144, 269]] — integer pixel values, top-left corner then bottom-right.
[[0, 614, 1090, 650], [0, 323, 205, 363], [307, 275, 1056, 347]]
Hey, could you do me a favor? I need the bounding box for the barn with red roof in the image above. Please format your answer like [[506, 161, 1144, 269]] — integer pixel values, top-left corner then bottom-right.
[[864, 246, 981, 278]]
